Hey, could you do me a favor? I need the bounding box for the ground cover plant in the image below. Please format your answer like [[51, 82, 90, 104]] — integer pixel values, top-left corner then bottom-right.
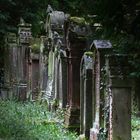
[[0, 100, 77, 140], [132, 115, 140, 140]]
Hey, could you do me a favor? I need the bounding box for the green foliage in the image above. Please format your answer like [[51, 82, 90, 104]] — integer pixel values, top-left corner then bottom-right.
[[70, 17, 86, 25], [107, 33, 140, 78], [31, 38, 41, 54], [132, 115, 140, 140], [0, 100, 77, 140], [0, 0, 61, 38]]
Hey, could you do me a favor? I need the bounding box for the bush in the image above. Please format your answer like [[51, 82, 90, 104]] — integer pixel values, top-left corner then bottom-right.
[[0, 100, 77, 140]]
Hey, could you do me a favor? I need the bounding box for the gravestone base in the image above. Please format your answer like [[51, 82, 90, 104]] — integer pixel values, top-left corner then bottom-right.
[[90, 123, 99, 140], [64, 107, 80, 133], [17, 84, 27, 101]]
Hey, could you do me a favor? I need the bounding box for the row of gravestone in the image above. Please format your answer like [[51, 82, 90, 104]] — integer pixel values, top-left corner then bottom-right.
[[41, 7, 135, 140], [2, 23, 40, 101], [1, 6, 140, 140]]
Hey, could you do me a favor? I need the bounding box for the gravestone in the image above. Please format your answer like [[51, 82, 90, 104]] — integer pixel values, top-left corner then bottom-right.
[[80, 52, 94, 138], [43, 6, 68, 109], [39, 36, 48, 99], [2, 33, 17, 99], [105, 54, 131, 140], [59, 50, 68, 108], [90, 40, 112, 139], [64, 17, 89, 131], [31, 53, 40, 100], [17, 22, 32, 100]]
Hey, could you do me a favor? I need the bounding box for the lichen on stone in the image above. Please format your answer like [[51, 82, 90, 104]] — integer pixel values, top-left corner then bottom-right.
[[31, 38, 41, 53], [69, 17, 86, 25], [84, 51, 94, 57]]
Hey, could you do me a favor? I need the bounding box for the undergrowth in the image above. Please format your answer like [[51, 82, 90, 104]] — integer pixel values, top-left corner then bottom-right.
[[0, 100, 77, 140], [132, 115, 140, 140]]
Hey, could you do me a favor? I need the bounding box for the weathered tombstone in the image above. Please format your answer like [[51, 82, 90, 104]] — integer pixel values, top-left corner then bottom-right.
[[46, 5, 68, 34], [59, 50, 68, 108], [52, 36, 63, 106], [90, 40, 112, 139], [39, 36, 48, 99], [31, 53, 40, 100], [64, 17, 89, 131], [2, 32, 17, 99], [43, 6, 68, 109], [29, 38, 41, 100], [104, 54, 132, 140], [80, 52, 94, 138], [17, 22, 32, 101]]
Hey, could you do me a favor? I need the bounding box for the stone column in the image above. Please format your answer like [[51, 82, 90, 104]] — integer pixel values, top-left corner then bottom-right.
[[105, 54, 131, 140]]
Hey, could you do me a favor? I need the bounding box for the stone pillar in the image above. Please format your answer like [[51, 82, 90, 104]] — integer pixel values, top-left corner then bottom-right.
[[80, 52, 94, 138], [90, 40, 112, 140], [105, 54, 131, 140], [64, 17, 89, 131]]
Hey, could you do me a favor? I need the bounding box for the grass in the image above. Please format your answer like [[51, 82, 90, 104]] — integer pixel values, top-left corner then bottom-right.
[[132, 115, 140, 140], [0, 100, 77, 140]]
